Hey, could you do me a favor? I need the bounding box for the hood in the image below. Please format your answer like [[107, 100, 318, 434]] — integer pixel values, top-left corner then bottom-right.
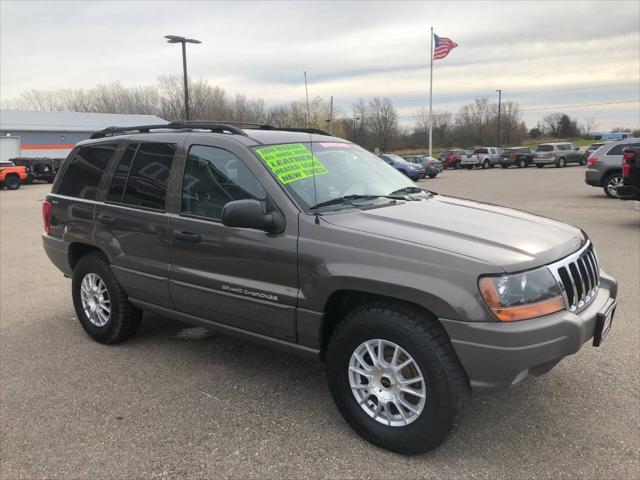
[[323, 195, 585, 272]]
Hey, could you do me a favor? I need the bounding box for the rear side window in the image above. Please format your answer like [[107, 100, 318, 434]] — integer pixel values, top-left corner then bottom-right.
[[536, 145, 554, 152], [181, 145, 266, 220], [474, 148, 488, 154], [107, 144, 137, 203], [57, 144, 117, 199], [123, 143, 176, 210], [606, 143, 640, 156]]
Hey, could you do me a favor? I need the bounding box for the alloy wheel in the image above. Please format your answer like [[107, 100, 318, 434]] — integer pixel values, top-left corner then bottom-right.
[[607, 176, 623, 198], [348, 339, 426, 427], [80, 273, 111, 327]]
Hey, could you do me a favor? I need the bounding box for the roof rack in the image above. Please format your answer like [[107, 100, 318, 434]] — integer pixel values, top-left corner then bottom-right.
[[197, 120, 334, 136], [89, 120, 334, 140], [90, 121, 249, 139]]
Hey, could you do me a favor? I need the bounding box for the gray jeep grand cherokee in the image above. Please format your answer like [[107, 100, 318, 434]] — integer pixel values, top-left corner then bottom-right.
[[42, 122, 617, 455]]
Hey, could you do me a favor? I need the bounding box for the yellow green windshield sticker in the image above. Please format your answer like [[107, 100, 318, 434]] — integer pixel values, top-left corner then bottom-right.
[[255, 143, 328, 184]]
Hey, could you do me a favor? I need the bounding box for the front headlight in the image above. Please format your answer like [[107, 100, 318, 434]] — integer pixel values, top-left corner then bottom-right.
[[478, 267, 565, 322]]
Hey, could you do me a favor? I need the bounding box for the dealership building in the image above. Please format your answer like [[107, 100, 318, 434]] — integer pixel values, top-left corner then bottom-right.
[[0, 109, 167, 161]]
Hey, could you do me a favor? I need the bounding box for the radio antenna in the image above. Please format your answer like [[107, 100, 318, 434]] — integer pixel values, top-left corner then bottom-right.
[[304, 71, 320, 225]]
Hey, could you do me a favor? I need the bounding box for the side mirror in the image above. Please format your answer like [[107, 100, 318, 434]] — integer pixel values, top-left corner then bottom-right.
[[222, 199, 284, 234]]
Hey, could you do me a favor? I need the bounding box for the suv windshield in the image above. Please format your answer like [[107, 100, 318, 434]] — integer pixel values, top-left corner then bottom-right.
[[536, 145, 554, 152], [252, 142, 421, 211]]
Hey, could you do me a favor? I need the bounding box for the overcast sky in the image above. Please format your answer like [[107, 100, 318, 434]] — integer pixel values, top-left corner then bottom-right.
[[1, 0, 639, 129]]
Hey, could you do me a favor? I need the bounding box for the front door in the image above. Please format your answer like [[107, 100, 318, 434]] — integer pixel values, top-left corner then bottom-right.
[[168, 142, 299, 342]]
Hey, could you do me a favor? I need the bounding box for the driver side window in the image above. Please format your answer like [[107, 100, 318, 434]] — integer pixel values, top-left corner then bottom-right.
[[181, 145, 267, 220]]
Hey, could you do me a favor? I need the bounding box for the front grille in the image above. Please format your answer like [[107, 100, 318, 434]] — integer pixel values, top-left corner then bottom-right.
[[549, 242, 600, 312]]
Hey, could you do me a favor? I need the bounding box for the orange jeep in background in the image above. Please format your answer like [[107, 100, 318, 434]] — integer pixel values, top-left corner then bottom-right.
[[0, 161, 28, 190]]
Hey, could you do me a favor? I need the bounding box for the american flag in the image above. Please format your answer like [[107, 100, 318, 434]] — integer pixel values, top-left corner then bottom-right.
[[433, 34, 457, 60]]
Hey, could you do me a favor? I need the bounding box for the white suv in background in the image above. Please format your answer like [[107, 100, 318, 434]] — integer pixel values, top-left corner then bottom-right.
[[461, 147, 503, 169]]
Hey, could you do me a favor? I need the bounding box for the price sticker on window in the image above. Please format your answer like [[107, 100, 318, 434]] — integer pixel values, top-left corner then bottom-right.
[[255, 144, 328, 184]]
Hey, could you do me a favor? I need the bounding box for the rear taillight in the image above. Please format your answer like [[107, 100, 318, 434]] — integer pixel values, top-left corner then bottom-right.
[[622, 150, 636, 177], [587, 156, 599, 166], [42, 200, 51, 234]]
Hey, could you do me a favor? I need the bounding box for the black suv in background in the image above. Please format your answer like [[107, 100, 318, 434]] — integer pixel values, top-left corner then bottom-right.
[[42, 122, 617, 455], [499, 147, 534, 168], [617, 147, 640, 200]]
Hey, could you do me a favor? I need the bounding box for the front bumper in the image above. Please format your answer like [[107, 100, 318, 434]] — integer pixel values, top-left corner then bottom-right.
[[440, 271, 617, 392]]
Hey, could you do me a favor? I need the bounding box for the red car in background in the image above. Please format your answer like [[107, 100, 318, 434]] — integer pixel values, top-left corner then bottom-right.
[[438, 148, 472, 169]]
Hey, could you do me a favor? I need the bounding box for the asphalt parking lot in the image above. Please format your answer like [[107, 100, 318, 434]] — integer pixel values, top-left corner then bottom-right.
[[1, 166, 639, 479]]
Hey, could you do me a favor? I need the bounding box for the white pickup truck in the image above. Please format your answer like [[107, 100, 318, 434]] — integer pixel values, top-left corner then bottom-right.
[[461, 147, 503, 169]]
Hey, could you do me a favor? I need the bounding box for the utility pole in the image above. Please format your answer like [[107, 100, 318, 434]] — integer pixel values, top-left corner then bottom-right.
[[165, 35, 202, 121], [496, 89, 502, 147]]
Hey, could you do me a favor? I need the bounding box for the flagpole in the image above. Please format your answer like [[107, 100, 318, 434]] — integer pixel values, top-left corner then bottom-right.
[[428, 26, 433, 158]]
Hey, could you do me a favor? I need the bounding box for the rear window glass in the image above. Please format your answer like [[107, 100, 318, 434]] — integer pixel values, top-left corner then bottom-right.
[[607, 143, 640, 156], [123, 143, 176, 210], [536, 145, 554, 152], [57, 144, 117, 199]]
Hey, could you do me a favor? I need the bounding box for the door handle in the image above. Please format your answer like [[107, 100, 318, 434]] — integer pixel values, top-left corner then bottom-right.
[[173, 230, 202, 242], [97, 214, 117, 225]]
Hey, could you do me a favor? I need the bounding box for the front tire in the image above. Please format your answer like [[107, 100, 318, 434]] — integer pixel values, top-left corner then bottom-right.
[[556, 157, 566, 168], [326, 303, 470, 455], [72, 252, 142, 344], [481, 159, 490, 169], [518, 158, 526, 168]]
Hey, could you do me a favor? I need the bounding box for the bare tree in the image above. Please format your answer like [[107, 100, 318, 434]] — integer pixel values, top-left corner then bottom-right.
[[367, 97, 398, 151]]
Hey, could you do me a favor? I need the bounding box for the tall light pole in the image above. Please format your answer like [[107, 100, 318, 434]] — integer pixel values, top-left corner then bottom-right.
[[496, 89, 502, 147], [164, 35, 202, 121]]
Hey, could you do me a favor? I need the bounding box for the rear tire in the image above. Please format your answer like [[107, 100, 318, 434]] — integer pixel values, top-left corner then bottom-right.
[[579, 156, 587, 166], [454, 161, 461, 170], [4, 174, 21, 190], [72, 252, 142, 344], [603, 173, 623, 199], [326, 303, 470, 455]]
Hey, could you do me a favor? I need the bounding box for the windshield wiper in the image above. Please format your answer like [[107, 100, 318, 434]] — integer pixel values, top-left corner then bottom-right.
[[310, 195, 385, 210], [387, 186, 424, 196]]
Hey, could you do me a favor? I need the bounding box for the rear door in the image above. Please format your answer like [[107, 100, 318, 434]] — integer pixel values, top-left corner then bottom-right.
[[94, 138, 182, 308], [50, 143, 119, 250], [167, 137, 299, 341]]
